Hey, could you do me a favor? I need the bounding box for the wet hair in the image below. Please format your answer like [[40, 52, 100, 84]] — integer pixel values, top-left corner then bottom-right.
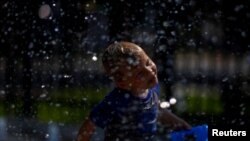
[[102, 41, 142, 76]]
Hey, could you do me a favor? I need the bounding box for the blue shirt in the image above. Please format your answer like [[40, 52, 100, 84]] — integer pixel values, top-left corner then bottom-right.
[[90, 84, 160, 141]]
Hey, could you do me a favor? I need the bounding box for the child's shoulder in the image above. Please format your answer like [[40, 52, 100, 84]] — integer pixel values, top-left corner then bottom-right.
[[151, 83, 160, 96]]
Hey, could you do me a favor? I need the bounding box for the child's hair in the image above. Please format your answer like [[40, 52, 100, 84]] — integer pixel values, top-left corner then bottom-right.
[[102, 41, 142, 76]]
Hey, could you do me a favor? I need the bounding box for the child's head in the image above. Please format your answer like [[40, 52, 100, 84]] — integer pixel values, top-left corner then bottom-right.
[[102, 41, 158, 92]]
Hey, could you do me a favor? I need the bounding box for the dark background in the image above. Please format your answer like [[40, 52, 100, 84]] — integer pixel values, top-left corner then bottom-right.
[[0, 0, 249, 140]]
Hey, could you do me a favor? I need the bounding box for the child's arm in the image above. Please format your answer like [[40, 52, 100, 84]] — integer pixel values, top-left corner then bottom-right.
[[77, 118, 96, 141], [157, 109, 192, 131]]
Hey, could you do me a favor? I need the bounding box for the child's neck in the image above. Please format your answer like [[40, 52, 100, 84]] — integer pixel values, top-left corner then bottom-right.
[[131, 89, 149, 98]]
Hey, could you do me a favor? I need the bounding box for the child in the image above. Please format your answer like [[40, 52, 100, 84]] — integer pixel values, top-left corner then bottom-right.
[[77, 41, 191, 141]]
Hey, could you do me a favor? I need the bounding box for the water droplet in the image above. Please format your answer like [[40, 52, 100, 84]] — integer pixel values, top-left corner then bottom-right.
[[160, 101, 170, 109], [45, 133, 49, 138], [92, 55, 98, 61], [169, 97, 177, 105]]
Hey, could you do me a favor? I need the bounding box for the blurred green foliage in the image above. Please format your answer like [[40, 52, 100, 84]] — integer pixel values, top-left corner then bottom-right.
[[37, 87, 109, 124], [0, 100, 23, 117], [185, 86, 223, 114], [186, 94, 223, 114], [0, 85, 225, 123]]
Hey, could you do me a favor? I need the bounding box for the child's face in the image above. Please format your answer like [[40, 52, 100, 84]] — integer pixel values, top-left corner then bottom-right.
[[115, 50, 158, 92]]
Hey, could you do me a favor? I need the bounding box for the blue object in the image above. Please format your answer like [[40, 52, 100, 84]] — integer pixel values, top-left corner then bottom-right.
[[170, 124, 208, 141]]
